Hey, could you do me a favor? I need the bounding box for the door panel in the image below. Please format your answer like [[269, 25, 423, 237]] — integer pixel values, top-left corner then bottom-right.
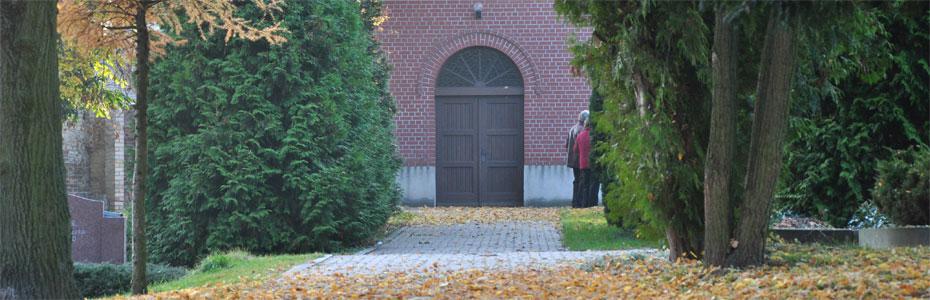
[[436, 95, 523, 206], [478, 96, 523, 206], [436, 97, 480, 206]]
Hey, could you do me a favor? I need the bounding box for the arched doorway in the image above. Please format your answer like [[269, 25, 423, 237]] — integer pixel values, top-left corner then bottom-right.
[[435, 47, 524, 206]]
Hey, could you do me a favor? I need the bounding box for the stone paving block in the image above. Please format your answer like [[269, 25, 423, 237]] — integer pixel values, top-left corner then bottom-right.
[[288, 221, 664, 276], [372, 222, 563, 255]]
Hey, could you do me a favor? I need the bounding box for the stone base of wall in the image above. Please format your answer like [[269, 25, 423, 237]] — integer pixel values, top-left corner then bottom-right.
[[396, 166, 437, 207], [859, 227, 930, 249], [397, 165, 599, 207], [522, 165, 572, 206]]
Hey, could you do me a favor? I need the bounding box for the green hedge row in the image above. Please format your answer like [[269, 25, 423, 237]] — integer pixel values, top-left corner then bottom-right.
[[74, 263, 186, 298]]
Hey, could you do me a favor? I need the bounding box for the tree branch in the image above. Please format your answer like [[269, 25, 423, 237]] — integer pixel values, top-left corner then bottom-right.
[[104, 26, 136, 30], [143, 0, 164, 8], [98, 10, 133, 16]]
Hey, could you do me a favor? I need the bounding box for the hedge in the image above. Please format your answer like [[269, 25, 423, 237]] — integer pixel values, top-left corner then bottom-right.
[[147, 0, 400, 266], [73, 263, 186, 298]]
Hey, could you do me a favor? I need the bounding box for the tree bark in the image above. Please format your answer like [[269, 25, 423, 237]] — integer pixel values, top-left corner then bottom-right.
[[703, 7, 738, 267], [0, 1, 80, 299], [666, 227, 701, 261], [130, 3, 150, 295], [728, 5, 796, 267]]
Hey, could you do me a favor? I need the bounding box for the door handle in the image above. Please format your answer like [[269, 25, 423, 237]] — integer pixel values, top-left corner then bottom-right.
[[480, 148, 488, 162]]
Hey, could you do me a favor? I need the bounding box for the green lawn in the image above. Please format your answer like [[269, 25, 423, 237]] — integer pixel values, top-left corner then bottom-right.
[[560, 208, 662, 251], [149, 251, 320, 292]]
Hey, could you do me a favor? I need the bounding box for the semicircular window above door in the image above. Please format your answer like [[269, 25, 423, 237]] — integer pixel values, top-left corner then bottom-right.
[[435, 46, 524, 207], [437, 47, 524, 89]]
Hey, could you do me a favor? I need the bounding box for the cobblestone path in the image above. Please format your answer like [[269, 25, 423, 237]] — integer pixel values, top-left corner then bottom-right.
[[288, 221, 661, 276], [373, 222, 562, 254]]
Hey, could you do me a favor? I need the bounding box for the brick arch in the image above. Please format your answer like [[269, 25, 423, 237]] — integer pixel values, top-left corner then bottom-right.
[[418, 31, 541, 97]]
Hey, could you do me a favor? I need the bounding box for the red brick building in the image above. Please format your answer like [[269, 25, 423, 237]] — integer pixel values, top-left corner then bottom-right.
[[377, 0, 591, 206]]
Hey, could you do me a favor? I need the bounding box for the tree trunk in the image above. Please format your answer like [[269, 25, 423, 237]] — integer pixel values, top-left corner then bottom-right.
[[703, 7, 738, 267], [666, 227, 701, 261], [130, 3, 150, 295], [0, 1, 79, 299], [666, 227, 684, 261], [728, 5, 796, 267]]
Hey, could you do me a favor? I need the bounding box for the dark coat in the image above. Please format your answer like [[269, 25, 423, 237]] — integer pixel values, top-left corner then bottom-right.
[[566, 123, 584, 168]]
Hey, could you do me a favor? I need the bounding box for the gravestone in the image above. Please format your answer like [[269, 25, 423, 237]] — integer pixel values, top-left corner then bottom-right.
[[68, 194, 126, 263]]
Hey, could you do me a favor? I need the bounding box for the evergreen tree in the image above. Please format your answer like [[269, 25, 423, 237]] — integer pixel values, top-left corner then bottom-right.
[[556, 1, 888, 266], [780, 2, 930, 227], [147, 0, 400, 266], [59, 0, 284, 292]]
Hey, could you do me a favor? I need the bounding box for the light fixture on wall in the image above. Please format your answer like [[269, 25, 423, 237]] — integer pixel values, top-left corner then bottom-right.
[[473, 2, 483, 19]]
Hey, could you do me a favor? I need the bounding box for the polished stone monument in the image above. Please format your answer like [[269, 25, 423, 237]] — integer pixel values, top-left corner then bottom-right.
[[68, 194, 126, 263]]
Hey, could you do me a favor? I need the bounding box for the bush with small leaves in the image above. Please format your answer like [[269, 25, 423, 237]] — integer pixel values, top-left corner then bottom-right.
[[871, 146, 930, 226]]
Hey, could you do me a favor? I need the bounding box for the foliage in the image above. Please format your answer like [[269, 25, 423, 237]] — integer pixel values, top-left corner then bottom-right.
[[872, 146, 930, 226], [555, 1, 713, 254], [847, 200, 891, 229], [561, 208, 663, 251], [115, 244, 930, 299], [59, 0, 288, 293], [73, 263, 186, 298], [147, 0, 400, 266], [57, 0, 286, 59], [779, 2, 930, 227], [195, 251, 246, 273], [58, 42, 132, 119], [558, 1, 902, 263], [588, 91, 620, 226], [149, 252, 319, 292]]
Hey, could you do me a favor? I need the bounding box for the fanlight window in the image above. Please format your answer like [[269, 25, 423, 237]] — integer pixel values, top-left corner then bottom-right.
[[437, 47, 523, 88]]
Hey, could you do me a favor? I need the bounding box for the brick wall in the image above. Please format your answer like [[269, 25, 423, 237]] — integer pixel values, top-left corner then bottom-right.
[[62, 111, 129, 211], [376, 0, 591, 166], [63, 116, 91, 194]]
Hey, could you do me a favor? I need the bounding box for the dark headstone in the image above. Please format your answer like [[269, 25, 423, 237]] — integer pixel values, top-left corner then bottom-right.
[[68, 194, 125, 263], [771, 228, 859, 244]]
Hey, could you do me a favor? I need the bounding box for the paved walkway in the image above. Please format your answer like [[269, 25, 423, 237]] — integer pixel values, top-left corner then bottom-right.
[[373, 222, 562, 254], [288, 221, 662, 276]]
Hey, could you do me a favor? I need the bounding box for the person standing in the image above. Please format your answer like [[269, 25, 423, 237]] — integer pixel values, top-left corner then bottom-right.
[[566, 110, 589, 208], [575, 119, 594, 208]]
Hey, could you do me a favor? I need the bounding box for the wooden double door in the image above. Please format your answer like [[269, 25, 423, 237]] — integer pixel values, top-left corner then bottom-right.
[[436, 95, 523, 206]]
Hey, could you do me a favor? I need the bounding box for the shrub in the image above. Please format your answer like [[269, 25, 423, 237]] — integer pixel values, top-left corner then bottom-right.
[[147, 0, 400, 266], [197, 254, 233, 273], [871, 146, 930, 226], [73, 263, 186, 298], [196, 251, 250, 273]]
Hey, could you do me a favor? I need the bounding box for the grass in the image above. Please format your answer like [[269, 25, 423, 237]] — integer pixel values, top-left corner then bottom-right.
[[560, 208, 662, 251], [148, 250, 320, 292]]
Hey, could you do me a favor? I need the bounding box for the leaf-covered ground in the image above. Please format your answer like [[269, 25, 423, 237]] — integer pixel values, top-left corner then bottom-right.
[[121, 244, 929, 299], [389, 207, 562, 227]]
